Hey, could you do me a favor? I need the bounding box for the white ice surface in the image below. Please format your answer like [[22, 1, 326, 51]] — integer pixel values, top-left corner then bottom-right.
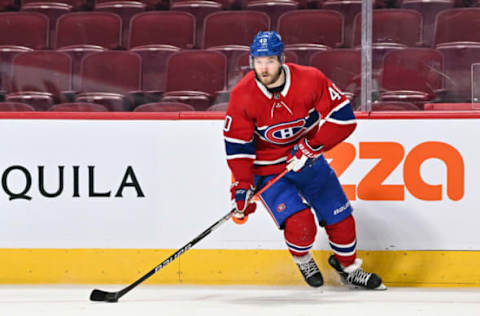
[[0, 285, 479, 316]]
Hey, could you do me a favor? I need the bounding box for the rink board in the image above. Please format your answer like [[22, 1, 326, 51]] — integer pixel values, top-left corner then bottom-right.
[[0, 112, 479, 286], [1, 249, 480, 287]]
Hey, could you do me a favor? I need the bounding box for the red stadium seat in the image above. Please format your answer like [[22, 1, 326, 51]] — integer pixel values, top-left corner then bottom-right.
[[246, 0, 298, 30], [49, 102, 109, 111], [170, 1, 222, 48], [207, 45, 250, 89], [95, 1, 146, 48], [455, 0, 478, 6], [0, 0, 18, 10], [285, 43, 328, 66], [201, 11, 270, 48], [128, 11, 195, 49], [77, 51, 142, 111], [0, 46, 33, 92], [424, 103, 479, 110], [0, 102, 35, 111], [6, 92, 54, 111], [303, 0, 325, 9], [309, 49, 361, 104], [161, 92, 211, 110], [75, 92, 126, 111], [130, 44, 180, 97], [374, 0, 403, 7], [371, 43, 406, 76], [207, 102, 228, 111], [165, 50, 227, 94], [201, 11, 269, 87], [133, 0, 182, 9], [277, 10, 344, 48], [433, 8, 480, 46], [164, 50, 227, 110], [0, 12, 49, 49], [22, 0, 91, 10], [95, 0, 168, 9], [133, 102, 195, 112], [57, 45, 106, 91], [437, 42, 480, 102], [171, 0, 247, 10], [21, 2, 72, 48], [54, 12, 122, 49], [371, 101, 422, 111], [352, 9, 422, 47], [8, 51, 72, 109], [322, 0, 362, 48], [402, 0, 454, 47], [379, 48, 444, 106]]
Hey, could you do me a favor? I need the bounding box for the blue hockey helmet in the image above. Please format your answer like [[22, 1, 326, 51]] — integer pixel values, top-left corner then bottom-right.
[[249, 31, 285, 65]]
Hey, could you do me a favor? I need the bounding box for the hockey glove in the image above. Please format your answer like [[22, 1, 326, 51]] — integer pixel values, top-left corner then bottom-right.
[[287, 138, 324, 172], [230, 181, 257, 219]]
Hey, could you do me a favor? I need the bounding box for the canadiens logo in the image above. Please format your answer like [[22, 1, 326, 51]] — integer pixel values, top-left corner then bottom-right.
[[277, 203, 286, 212], [264, 119, 306, 145]]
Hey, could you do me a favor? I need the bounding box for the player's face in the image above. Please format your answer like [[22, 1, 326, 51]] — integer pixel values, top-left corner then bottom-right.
[[253, 56, 282, 86]]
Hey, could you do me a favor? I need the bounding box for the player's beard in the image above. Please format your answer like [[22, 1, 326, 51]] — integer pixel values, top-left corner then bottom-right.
[[256, 66, 283, 87]]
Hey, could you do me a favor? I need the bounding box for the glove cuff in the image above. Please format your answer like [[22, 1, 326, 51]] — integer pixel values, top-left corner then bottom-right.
[[299, 138, 324, 158]]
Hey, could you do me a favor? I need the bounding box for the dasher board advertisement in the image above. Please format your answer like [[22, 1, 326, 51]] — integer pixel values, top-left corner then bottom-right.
[[0, 118, 477, 251]]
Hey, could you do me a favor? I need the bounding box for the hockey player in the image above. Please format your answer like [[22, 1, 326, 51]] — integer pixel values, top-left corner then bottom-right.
[[224, 31, 386, 290]]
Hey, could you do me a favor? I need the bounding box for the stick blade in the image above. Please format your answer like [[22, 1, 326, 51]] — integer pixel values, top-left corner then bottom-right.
[[90, 289, 119, 302]]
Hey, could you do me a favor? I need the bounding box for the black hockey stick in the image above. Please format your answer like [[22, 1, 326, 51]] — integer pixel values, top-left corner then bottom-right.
[[89, 167, 290, 303]]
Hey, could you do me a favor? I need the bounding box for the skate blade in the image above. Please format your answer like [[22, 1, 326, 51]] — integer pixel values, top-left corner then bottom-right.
[[375, 283, 388, 291], [347, 282, 388, 291]]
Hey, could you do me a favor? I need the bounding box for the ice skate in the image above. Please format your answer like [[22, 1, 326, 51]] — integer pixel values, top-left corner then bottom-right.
[[328, 255, 386, 290], [294, 253, 324, 287]]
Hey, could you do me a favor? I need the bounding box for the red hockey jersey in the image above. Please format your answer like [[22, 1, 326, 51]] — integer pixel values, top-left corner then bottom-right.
[[224, 63, 357, 185]]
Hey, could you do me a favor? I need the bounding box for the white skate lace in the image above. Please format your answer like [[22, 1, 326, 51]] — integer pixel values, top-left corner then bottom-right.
[[299, 260, 320, 278], [346, 268, 371, 286]]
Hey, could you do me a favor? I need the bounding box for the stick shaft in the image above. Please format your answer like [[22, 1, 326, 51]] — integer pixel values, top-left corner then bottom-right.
[[116, 211, 232, 299], [102, 168, 290, 301]]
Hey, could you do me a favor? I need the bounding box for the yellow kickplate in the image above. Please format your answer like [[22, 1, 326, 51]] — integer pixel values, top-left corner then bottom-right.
[[1, 249, 479, 286]]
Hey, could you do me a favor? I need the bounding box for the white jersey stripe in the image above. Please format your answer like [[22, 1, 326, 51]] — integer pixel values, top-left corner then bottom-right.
[[224, 136, 253, 144], [226, 154, 256, 160], [329, 239, 357, 248], [325, 118, 357, 125], [331, 249, 356, 256], [286, 240, 314, 250], [254, 156, 287, 165]]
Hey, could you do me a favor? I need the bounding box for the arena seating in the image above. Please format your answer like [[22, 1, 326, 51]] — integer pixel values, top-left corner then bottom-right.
[[379, 48, 444, 107], [0, 12, 48, 49], [246, 0, 298, 30], [76, 51, 142, 111], [309, 49, 361, 106], [55, 12, 122, 49], [352, 9, 422, 47], [128, 11, 195, 49], [277, 10, 344, 48], [0, 2, 476, 111], [401, 0, 454, 47], [162, 50, 227, 110], [133, 101, 195, 111], [49, 102, 109, 111], [433, 8, 480, 46], [7, 50, 72, 110], [322, 0, 361, 48]]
